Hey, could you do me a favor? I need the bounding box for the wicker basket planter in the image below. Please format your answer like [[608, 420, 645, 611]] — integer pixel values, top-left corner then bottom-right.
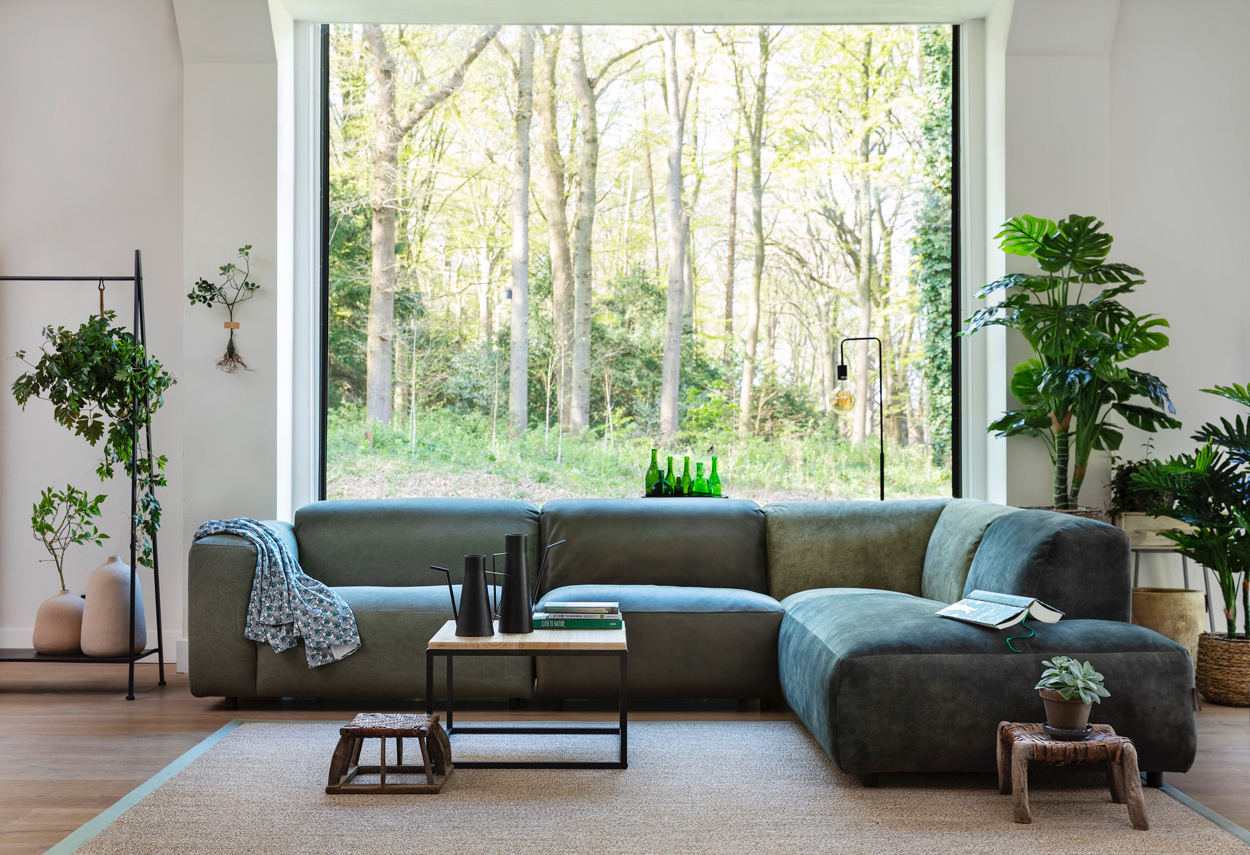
[[1022, 506, 1106, 523], [1196, 633, 1250, 707]]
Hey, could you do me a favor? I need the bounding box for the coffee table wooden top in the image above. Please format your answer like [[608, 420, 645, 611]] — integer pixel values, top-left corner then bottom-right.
[[428, 620, 627, 651]]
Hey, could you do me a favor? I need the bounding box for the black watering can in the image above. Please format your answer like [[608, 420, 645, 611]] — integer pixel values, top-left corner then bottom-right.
[[493, 533, 532, 634], [431, 555, 493, 637]]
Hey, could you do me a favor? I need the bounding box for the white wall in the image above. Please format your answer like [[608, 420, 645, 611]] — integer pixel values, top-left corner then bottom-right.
[[999, 0, 1250, 625], [0, 0, 185, 651]]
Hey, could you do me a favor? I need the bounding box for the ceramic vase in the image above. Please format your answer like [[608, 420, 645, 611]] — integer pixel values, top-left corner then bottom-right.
[[81, 555, 147, 657], [32, 589, 85, 655]]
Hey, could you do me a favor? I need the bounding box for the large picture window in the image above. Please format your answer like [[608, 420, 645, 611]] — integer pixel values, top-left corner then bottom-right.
[[323, 24, 958, 502]]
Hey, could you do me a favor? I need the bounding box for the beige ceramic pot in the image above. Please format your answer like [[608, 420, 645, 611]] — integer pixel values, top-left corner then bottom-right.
[[81, 555, 147, 657], [32, 590, 84, 654], [1039, 688, 1092, 730], [1132, 587, 1206, 675]]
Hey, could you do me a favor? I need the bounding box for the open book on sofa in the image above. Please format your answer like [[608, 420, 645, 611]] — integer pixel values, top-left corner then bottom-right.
[[935, 590, 1064, 630]]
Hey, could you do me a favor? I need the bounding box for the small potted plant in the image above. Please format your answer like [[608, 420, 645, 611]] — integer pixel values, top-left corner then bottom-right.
[[30, 485, 109, 654], [1035, 656, 1110, 734]]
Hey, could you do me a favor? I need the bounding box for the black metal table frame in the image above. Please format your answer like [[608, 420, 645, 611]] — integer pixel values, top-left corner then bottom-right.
[[426, 647, 627, 769]]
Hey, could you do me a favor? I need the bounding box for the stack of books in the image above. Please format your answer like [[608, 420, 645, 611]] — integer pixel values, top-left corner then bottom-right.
[[532, 601, 622, 630]]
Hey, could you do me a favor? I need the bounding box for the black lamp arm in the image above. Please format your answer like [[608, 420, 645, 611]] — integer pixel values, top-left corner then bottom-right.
[[836, 336, 886, 502]]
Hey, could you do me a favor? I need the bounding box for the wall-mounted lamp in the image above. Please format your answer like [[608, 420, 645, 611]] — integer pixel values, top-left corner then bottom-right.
[[836, 336, 885, 501]]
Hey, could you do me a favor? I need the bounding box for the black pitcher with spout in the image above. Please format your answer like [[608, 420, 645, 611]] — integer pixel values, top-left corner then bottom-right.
[[496, 533, 533, 634], [431, 554, 493, 637]]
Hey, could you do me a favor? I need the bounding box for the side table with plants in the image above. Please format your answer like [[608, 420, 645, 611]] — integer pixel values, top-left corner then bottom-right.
[[1134, 383, 1250, 706]]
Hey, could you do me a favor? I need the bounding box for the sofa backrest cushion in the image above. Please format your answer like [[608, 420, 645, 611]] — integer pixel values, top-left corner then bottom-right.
[[763, 499, 949, 601], [538, 498, 767, 594], [920, 499, 1021, 604], [963, 509, 1131, 621], [294, 498, 540, 588]]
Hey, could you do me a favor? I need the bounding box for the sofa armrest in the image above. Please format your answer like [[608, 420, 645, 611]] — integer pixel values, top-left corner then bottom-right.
[[964, 510, 1131, 622], [187, 520, 291, 698]]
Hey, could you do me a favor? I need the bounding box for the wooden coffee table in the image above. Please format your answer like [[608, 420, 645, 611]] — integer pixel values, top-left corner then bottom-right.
[[426, 620, 628, 769]]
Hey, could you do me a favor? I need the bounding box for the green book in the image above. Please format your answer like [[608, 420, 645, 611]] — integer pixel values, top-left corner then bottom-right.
[[533, 614, 624, 630]]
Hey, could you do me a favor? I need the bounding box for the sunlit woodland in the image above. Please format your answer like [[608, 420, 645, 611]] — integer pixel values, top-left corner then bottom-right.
[[327, 24, 953, 502]]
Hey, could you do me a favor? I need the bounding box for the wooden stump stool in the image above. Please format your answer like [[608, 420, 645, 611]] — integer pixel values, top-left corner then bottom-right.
[[996, 721, 1148, 830], [326, 713, 453, 794]]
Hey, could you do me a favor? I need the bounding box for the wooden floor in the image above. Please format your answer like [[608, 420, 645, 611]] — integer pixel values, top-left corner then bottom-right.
[[1, 664, 1246, 854]]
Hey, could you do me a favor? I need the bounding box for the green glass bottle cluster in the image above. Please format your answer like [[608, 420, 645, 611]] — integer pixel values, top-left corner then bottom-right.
[[645, 449, 722, 498]]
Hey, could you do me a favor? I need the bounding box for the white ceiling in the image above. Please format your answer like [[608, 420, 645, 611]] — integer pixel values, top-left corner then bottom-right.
[[277, 0, 1001, 25]]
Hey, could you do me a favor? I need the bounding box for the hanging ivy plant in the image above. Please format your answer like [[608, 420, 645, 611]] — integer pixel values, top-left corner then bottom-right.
[[11, 312, 176, 567]]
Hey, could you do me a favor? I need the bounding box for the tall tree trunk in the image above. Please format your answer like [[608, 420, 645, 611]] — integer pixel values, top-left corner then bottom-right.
[[362, 25, 499, 425], [477, 245, 494, 344], [681, 92, 700, 331], [642, 87, 661, 281], [535, 28, 574, 428], [724, 115, 739, 375], [737, 26, 770, 438], [851, 38, 875, 446], [569, 26, 598, 435], [816, 294, 832, 411], [659, 27, 696, 443], [508, 28, 536, 436]]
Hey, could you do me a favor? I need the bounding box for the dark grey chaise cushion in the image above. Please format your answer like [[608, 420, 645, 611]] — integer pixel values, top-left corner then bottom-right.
[[535, 584, 784, 698], [779, 589, 1197, 775]]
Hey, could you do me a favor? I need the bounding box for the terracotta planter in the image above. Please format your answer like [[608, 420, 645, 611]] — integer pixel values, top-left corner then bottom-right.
[[1196, 633, 1250, 707], [1039, 688, 1092, 730], [1132, 587, 1206, 676], [32, 590, 84, 655], [81, 556, 147, 658]]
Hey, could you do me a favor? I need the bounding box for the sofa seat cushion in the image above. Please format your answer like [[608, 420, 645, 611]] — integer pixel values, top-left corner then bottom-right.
[[535, 584, 784, 699], [779, 588, 1196, 775], [255, 585, 532, 700]]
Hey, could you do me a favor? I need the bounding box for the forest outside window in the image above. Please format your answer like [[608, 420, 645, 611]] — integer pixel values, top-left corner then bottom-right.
[[324, 24, 956, 502]]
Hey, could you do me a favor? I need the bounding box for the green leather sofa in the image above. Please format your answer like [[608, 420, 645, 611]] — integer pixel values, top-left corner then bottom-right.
[[187, 495, 1197, 779]]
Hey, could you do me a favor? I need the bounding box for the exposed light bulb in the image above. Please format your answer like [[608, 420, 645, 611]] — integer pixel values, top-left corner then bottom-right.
[[832, 384, 856, 414]]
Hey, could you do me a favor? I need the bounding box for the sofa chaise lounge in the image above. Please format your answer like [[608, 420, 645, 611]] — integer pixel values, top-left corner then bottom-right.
[[188, 496, 1197, 780]]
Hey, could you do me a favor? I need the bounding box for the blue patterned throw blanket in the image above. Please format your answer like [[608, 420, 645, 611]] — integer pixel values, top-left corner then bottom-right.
[[193, 518, 360, 668]]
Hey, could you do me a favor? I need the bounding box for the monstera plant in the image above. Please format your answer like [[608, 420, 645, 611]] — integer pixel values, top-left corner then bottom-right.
[[964, 215, 1181, 510]]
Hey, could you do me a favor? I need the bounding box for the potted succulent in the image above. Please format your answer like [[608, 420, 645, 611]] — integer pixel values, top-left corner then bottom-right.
[[1035, 656, 1110, 732], [1133, 383, 1250, 706], [29, 484, 109, 654], [963, 215, 1181, 514]]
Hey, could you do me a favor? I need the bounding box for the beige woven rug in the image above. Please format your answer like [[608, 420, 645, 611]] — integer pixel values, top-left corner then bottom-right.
[[59, 721, 1248, 855]]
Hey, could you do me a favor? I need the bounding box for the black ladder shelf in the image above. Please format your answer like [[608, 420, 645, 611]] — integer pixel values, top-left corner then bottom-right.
[[0, 250, 166, 699]]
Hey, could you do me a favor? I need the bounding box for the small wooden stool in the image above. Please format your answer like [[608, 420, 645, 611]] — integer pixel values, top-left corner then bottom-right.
[[997, 721, 1148, 829], [326, 713, 453, 794]]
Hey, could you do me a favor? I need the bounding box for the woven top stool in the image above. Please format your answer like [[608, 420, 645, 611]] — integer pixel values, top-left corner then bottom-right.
[[996, 721, 1148, 830], [326, 712, 453, 794]]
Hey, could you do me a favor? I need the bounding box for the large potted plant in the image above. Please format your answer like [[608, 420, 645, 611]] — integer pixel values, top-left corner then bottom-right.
[[12, 312, 175, 569], [1133, 384, 1250, 706], [964, 215, 1181, 513]]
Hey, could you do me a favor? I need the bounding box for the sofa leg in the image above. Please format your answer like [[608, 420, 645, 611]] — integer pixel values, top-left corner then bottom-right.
[[1143, 772, 1163, 788], [760, 698, 774, 711], [859, 773, 878, 787], [224, 697, 238, 710], [509, 697, 522, 710]]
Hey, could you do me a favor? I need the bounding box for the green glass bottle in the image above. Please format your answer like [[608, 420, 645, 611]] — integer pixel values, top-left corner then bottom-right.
[[709, 456, 722, 497], [645, 448, 662, 497], [680, 456, 693, 497], [663, 456, 676, 496], [691, 462, 711, 496]]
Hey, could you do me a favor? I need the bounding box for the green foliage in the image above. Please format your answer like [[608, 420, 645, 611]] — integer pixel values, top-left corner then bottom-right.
[[913, 26, 953, 468], [1107, 451, 1168, 517], [31, 485, 109, 592], [1132, 384, 1250, 637], [11, 312, 175, 568], [964, 215, 1180, 509], [1035, 656, 1110, 705], [188, 245, 260, 372]]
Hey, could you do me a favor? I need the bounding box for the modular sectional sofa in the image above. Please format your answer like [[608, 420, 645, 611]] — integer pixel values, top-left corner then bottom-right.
[[188, 496, 1198, 780]]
